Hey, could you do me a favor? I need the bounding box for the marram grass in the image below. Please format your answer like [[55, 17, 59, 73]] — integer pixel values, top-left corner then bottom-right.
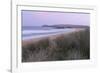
[[22, 28, 90, 62]]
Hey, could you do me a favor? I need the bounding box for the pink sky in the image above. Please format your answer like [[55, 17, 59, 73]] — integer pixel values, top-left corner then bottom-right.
[[22, 10, 90, 26]]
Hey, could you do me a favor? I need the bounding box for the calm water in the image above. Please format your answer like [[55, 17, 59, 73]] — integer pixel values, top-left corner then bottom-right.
[[22, 26, 76, 40]]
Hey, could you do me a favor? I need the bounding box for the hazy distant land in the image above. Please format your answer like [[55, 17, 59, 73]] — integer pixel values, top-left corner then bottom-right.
[[23, 24, 89, 30], [42, 24, 89, 29]]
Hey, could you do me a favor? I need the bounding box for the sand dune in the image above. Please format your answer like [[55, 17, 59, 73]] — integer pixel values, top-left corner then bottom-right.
[[22, 28, 90, 62]]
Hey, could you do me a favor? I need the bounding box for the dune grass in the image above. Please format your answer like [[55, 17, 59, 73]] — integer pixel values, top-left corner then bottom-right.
[[22, 28, 90, 62]]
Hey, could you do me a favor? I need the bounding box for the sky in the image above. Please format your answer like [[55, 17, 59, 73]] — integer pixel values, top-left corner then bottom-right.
[[21, 10, 90, 26]]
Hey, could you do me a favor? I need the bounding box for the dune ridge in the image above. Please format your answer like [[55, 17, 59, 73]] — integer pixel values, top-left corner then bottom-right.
[[22, 28, 90, 62]]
